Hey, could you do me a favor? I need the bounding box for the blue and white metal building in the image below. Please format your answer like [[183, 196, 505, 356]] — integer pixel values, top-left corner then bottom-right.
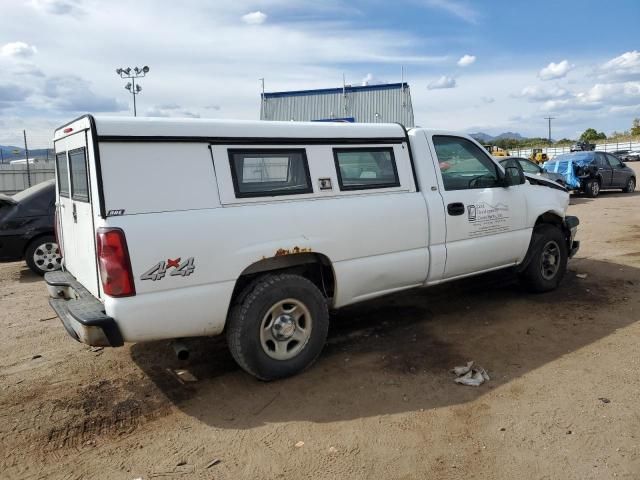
[[260, 83, 415, 128]]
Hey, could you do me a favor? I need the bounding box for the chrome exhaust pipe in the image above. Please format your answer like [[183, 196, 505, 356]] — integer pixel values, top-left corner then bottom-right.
[[171, 340, 189, 361]]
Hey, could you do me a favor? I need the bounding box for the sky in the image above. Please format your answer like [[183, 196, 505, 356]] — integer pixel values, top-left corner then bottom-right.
[[1, 0, 639, 147]]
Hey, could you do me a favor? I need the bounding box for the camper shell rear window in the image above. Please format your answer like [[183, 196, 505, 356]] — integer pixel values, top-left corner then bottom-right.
[[228, 149, 312, 198], [56, 152, 69, 197], [68, 147, 89, 202]]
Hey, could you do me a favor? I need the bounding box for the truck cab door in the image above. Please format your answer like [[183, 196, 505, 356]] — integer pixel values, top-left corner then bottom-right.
[[428, 135, 530, 279]]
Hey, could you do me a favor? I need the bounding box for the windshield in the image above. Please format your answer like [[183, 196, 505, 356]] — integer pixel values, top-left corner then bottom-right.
[[12, 180, 55, 202]]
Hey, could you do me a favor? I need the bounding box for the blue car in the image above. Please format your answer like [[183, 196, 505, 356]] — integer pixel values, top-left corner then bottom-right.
[[544, 151, 636, 197]]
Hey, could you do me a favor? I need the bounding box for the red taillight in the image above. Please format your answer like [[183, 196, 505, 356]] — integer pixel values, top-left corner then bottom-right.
[[96, 228, 135, 297], [63, 127, 73, 133]]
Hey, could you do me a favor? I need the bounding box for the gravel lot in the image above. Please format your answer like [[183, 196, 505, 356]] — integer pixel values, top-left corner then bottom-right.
[[1, 165, 639, 479]]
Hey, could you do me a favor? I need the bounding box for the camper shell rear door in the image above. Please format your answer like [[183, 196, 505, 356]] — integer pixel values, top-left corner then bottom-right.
[[53, 116, 101, 298]]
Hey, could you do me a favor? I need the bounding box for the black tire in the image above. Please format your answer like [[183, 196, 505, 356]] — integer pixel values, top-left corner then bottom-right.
[[25, 235, 62, 276], [518, 224, 568, 293], [623, 177, 635, 193], [584, 178, 600, 198], [226, 274, 329, 381]]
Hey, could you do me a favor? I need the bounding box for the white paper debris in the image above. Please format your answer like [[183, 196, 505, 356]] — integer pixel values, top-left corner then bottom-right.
[[451, 362, 490, 386]]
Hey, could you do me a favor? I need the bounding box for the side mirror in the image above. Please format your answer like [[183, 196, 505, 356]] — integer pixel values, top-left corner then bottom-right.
[[501, 158, 525, 187]]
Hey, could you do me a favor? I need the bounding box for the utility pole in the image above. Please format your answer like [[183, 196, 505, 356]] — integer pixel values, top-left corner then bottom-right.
[[116, 66, 150, 116], [545, 116, 555, 145], [259, 78, 265, 119], [23, 130, 31, 187]]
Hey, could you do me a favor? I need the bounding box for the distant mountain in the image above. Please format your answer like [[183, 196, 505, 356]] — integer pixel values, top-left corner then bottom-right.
[[470, 132, 525, 142], [0, 145, 54, 163]]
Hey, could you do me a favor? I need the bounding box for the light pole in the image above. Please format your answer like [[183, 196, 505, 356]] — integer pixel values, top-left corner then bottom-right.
[[116, 66, 149, 116], [545, 116, 555, 145]]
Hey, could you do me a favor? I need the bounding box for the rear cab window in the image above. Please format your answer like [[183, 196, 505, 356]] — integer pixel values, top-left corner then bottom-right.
[[68, 147, 89, 202], [56, 152, 69, 197], [333, 148, 399, 190], [228, 149, 312, 198]]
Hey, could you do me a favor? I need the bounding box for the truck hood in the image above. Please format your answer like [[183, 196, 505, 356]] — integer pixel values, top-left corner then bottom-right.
[[524, 172, 567, 191]]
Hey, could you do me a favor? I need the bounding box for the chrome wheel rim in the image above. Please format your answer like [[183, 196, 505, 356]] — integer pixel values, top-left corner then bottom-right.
[[592, 182, 599, 196], [260, 298, 312, 360], [540, 240, 560, 280], [33, 242, 61, 272], [628, 179, 635, 192]]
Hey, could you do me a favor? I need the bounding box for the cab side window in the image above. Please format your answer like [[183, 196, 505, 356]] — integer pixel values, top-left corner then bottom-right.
[[606, 153, 623, 168], [595, 153, 608, 168], [432, 136, 500, 191]]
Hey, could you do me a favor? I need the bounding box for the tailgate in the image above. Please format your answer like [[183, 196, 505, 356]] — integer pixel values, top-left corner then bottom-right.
[[54, 117, 100, 298]]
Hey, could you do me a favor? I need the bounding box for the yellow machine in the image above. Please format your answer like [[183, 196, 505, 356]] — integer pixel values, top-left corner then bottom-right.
[[529, 148, 549, 164], [484, 145, 510, 157]]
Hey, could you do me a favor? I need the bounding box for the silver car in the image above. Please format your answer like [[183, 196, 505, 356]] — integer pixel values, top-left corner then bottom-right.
[[499, 157, 565, 186]]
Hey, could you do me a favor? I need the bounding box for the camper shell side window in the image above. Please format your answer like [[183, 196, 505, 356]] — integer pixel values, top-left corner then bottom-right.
[[333, 147, 400, 191], [228, 149, 313, 198]]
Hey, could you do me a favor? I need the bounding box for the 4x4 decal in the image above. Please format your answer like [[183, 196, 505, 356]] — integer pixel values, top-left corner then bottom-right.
[[141, 257, 196, 281]]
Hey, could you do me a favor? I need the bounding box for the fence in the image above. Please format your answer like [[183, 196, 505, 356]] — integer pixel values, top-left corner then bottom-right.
[[509, 139, 640, 159], [0, 162, 55, 195]]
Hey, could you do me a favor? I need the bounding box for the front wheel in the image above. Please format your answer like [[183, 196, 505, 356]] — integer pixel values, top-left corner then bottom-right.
[[584, 179, 600, 198], [519, 225, 568, 293], [226, 274, 329, 381], [25, 235, 62, 275], [623, 177, 635, 193]]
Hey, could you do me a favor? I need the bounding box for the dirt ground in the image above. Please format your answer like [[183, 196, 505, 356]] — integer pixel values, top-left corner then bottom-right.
[[1, 167, 640, 480]]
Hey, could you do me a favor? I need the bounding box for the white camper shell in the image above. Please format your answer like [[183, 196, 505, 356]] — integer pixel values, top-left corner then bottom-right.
[[46, 115, 579, 380]]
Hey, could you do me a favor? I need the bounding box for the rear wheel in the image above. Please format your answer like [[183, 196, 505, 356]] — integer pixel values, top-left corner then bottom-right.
[[623, 177, 635, 193], [25, 235, 61, 275], [584, 178, 600, 198], [226, 274, 329, 381], [519, 225, 568, 293]]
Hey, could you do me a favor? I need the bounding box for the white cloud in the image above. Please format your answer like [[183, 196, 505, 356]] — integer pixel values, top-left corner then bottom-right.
[[457, 54, 476, 67], [517, 85, 570, 102], [147, 105, 200, 118], [421, 0, 480, 24], [31, 0, 82, 15], [241, 11, 267, 25], [43, 75, 125, 112], [361, 73, 386, 86], [481, 96, 495, 104], [427, 75, 456, 89], [597, 50, 640, 81], [539, 60, 573, 80], [1, 42, 38, 58]]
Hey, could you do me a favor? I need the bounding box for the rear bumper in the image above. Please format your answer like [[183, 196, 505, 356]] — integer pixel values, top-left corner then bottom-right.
[[44, 270, 123, 347]]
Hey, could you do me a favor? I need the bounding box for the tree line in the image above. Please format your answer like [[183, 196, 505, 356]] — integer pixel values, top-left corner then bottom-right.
[[488, 118, 640, 151]]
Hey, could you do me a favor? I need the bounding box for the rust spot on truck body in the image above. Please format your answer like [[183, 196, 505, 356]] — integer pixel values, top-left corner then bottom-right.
[[274, 246, 312, 257]]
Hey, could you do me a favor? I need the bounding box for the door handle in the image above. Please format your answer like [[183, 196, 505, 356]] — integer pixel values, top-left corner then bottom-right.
[[447, 202, 465, 216]]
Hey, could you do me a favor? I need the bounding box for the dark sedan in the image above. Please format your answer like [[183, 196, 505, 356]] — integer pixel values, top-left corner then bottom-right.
[[499, 157, 566, 185], [544, 151, 636, 197], [0, 180, 61, 275]]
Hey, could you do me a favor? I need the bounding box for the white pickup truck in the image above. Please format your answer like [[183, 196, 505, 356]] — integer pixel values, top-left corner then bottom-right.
[[46, 116, 579, 380]]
